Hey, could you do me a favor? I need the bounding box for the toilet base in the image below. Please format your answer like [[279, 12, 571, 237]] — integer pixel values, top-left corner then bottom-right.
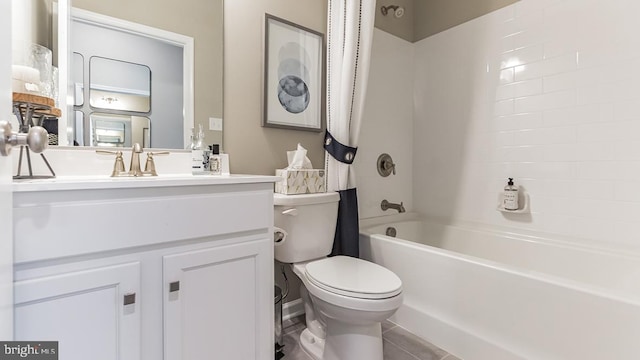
[[299, 328, 324, 360], [298, 321, 384, 360], [322, 318, 384, 360]]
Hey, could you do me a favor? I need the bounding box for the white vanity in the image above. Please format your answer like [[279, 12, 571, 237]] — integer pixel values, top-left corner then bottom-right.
[[12, 174, 278, 360]]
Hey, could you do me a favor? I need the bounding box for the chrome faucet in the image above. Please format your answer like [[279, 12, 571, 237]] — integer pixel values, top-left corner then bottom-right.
[[381, 199, 405, 213], [97, 143, 147, 177], [129, 143, 143, 176]]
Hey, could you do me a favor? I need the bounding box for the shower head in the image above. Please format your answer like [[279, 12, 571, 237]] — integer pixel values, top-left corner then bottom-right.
[[380, 5, 405, 18]]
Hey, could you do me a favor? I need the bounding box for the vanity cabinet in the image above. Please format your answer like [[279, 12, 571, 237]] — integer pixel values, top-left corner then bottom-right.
[[12, 176, 277, 360], [14, 261, 141, 360], [163, 239, 271, 359]]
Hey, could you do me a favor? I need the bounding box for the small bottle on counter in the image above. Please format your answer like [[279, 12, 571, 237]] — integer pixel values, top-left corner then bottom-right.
[[209, 144, 222, 175], [503, 178, 519, 210]]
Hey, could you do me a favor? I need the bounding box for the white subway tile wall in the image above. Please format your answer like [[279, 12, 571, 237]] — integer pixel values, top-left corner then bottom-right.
[[356, 29, 415, 219], [411, 0, 640, 252]]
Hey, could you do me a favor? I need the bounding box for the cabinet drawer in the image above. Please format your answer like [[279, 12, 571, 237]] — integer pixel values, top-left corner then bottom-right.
[[14, 186, 273, 263]]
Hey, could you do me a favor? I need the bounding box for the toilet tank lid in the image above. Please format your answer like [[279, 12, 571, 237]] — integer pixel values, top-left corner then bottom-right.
[[274, 192, 340, 206]]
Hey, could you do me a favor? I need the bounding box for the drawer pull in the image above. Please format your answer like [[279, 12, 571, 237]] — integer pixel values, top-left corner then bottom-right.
[[169, 281, 180, 293], [123, 293, 136, 305]]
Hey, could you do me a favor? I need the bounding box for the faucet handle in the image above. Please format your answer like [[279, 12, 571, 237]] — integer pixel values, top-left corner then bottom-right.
[[377, 153, 396, 176], [143, 151, 170, 176], [96, 150, 126, 177], [384, 160, 396, 175]]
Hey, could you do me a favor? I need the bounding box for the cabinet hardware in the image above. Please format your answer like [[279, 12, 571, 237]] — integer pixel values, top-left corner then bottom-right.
[[169, 281, 180, 293], [123, 293, 136, 305]]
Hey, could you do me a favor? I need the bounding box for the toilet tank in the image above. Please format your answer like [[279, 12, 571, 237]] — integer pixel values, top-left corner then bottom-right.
[[273, 192, 340, 263]]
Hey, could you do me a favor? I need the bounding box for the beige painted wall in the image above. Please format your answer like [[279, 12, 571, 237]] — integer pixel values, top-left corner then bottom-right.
[[225, 0, 328, 303], [224, 0, 327, 175], [375, 0, 415, 42], [374, 0, 519, 43], [414, 0, 518, 41], [72, 0, 223, 149]]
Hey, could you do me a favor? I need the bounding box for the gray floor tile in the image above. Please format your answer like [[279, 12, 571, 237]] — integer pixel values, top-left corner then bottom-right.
[[384, 326, 448, 360], [383, 339, 421, 360], [382, 319, 398, 333], [442, 355, 462, 360], [281, 327, 313, 360], [281, 314, 453, 360], [283, 314, 305, 329]]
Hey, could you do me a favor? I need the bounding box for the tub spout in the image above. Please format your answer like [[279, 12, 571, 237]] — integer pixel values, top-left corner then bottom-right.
[[381, 199, 405, 213]]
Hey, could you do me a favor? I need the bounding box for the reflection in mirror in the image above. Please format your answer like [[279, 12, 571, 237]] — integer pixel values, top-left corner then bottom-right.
[[89, 56, 151, 113], [90, 113, 150, 148], [72, 52, 84, 106], [29, 1, 222, 149], [73, 110, 84, 146], [71, 8, 192, 149]]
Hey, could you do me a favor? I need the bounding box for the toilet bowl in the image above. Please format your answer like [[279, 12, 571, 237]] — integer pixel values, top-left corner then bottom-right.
[[273, 193, 403, 360], [293, 257, 403, 360]]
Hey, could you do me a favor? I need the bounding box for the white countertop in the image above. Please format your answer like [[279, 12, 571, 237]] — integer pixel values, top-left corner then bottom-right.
[[13, 174, 281, 192]]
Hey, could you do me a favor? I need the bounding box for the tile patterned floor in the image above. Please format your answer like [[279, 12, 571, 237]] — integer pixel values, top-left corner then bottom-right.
[[279, 315, 462, 360]]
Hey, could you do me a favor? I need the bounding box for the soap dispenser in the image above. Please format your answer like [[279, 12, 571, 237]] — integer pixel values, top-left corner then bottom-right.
[[503, 178, 519, 210]]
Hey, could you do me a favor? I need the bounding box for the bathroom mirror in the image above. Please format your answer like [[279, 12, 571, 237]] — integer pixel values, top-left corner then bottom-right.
[[72, 52, 84, 106], [70, 8, 190, 149], [22, 0, 224, 149], [89, 57, 151, 113], [90, 113, 150, 148]]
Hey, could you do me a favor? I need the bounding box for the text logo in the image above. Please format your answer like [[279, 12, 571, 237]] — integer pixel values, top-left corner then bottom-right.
[[0, 342, 58, 360]]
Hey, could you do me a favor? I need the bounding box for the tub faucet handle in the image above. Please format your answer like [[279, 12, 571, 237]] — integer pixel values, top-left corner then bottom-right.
[[377, 153, 396, 177], [383, 159, 396, 175]]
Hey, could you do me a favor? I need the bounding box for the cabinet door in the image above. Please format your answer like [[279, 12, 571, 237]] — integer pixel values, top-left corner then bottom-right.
[[14, 262, 141, 360], [163, 239, 272, 360]]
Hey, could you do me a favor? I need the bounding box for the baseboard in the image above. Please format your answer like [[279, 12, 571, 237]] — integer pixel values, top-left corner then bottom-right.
[[282, 299, 304, 322]]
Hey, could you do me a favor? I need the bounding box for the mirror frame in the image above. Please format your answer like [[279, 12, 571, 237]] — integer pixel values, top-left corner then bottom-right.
[[67, 7, 194, 148]]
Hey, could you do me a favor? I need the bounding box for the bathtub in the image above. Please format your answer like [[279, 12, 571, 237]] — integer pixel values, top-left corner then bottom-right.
[[359, 214, 640, 360]]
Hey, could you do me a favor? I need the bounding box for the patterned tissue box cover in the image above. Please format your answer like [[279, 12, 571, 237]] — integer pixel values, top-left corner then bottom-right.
[[275, 169, 326, 194]]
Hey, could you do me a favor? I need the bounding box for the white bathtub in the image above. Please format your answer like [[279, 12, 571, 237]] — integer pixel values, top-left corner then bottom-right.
[[359, 214, 640, 360]]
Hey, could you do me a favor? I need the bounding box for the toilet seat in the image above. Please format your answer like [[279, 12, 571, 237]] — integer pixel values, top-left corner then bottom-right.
[[305, 256, 402, 299]]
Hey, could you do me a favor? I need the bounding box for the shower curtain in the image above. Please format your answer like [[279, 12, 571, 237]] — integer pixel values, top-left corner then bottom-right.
[[324, 0, 376, 257]]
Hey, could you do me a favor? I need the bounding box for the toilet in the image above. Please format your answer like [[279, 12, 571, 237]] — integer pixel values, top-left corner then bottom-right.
[[274, 192, 403, 360]]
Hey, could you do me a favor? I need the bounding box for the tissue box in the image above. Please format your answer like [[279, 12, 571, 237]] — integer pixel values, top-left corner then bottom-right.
[[275, 169, 326, 194]]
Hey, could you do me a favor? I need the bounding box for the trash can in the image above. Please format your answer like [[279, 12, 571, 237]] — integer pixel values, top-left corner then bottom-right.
[[275, 285, 284, 360]]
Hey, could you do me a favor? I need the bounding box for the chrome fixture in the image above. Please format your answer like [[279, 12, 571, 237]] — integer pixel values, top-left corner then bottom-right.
[[97, 143, 168, 177], [96, 149, 126, 177], [380, 5, 405, 18], [129, 143, 143, 176], [143, 151, 169, 176], [0, 120, 48, 156], [385, 227, 397, 237], [381, 199, 405, 213], [377, 153, 396, 177]]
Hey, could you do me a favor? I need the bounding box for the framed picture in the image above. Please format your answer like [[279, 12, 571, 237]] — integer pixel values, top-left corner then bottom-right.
[[263, 14, 324, 132]]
